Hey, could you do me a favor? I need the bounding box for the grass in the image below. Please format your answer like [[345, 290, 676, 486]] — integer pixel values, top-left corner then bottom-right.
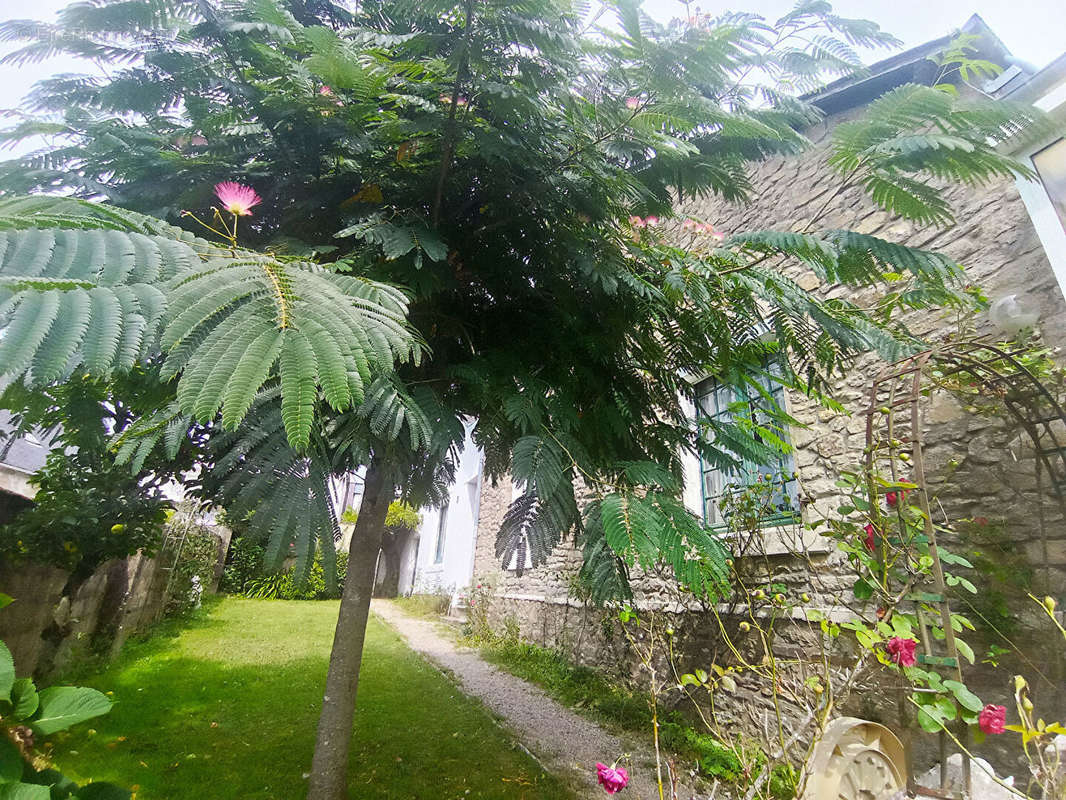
[[48, 597, 573, 800], [390, 592, 452, 618]]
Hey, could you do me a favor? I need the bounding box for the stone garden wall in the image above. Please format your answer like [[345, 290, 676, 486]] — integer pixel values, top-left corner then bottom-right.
[[0, 521, 231, 678]]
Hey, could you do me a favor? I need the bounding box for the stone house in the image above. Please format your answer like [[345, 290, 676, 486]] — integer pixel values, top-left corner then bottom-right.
[[465, 14, 1066, 625], [410, 17, 1066, 739], [0, 409, 50, 523]]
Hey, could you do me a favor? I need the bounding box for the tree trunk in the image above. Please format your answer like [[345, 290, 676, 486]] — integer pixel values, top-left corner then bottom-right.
[[307, 455, 391, 800], [373, 530, 406, 598]]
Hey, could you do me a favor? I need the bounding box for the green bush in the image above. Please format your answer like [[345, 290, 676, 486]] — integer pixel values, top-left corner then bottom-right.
[[244, 551, 349, 601], [0, 449, 168, 580], [165, 526, 220, 614], [0, 593, 130, 797], [340, 501, 420, 530], [219, 535, 266, 595]]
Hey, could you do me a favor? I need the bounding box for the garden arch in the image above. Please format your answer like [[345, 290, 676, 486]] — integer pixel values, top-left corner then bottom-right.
[[860, 338, 1066, 797], [865, 339, 1066, 595]]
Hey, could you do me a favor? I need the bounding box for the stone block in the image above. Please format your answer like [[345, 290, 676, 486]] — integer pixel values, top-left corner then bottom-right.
[[0, 562, 68, 676]]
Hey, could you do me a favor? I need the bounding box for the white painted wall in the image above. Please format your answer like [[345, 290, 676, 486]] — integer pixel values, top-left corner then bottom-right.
[[403, 421, 483, 595]]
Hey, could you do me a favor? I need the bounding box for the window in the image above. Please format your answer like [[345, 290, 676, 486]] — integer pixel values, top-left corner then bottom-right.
[[694, 370, 799, 528], [1033, 138, 1066, 232], [433, 503, 449, 564]]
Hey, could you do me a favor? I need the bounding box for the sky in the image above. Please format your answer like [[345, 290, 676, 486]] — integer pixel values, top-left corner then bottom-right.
[[0, 0, 1063, 146]]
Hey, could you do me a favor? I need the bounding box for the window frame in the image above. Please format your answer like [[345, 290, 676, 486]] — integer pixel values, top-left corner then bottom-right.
[[693, 369, 800, 531], [432, 502, 449, 564], [1010, 73, 1066, 302]]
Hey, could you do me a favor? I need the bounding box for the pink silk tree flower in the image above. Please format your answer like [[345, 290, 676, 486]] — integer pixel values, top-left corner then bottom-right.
[[625, 96, 640, 110], [886, 636, 918, 667], [596, 763, 629, 794], [215, 182, 262, 216], [978, 704, 1006, 734]]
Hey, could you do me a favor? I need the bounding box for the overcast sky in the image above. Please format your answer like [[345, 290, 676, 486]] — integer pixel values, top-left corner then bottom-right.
[[0, 0, 1062, 140]]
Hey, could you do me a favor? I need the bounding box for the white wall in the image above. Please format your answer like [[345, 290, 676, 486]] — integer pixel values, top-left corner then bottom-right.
[[405, 421, 483, 595]]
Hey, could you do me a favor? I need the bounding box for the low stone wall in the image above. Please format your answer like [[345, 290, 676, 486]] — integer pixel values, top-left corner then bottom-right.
[[0, 552, 170, 678], [0, 562, 68, 677], [0, 523, 229, 678]]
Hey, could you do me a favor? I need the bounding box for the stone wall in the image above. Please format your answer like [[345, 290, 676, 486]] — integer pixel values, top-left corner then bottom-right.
[[0, 552, 172, 678], [469, 95, 1066, 764], [1, 523, 230, 678]]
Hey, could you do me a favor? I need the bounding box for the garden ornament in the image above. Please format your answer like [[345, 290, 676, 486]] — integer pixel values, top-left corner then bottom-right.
[[798, 717, 906, 800], [189, 575, 203, 609]]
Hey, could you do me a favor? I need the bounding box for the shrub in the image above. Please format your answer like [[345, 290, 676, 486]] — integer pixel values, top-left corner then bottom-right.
[[340, 501, 420, 530], [244, 551, 349, 600], [0, 449, 168, 580], [165, 525, 221, 614], [0, 594, 129, 797], [220, 536, 266, 594]]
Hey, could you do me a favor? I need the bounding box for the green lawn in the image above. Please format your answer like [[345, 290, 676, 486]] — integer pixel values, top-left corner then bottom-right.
[[49, 597, 570, 800]]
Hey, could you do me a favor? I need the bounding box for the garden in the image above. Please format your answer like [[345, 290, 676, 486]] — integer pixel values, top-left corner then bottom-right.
[[0, 0, 1064, 798]]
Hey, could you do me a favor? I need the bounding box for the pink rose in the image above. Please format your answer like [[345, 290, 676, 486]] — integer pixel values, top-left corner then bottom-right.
[[978, 704, 1006, 734], [596, 762, 629, 794], [886, 636, 918, 667]]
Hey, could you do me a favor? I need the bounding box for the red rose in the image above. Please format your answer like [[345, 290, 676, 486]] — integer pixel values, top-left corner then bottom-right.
[[862, 523, 878, 553], [978, 704, 1006, 735], [886, 636, 918, 667], [886, 490, 909, 508]]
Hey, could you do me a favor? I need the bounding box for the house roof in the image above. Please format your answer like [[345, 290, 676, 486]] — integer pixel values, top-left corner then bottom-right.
[[1004, 50, 1066, 104], [0, 410, 49, 475], [803, 14, 1029, 116]]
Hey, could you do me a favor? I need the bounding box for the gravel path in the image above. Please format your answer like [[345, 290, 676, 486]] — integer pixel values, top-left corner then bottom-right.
[[373, 600, 705, 800]]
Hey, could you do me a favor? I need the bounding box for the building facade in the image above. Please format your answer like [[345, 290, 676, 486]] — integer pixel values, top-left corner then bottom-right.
[[398, 419, 484, 596], [454, 17, 1066, 685]]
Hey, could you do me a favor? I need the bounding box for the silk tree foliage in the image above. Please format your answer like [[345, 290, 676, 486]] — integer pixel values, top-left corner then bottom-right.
[[0, 0, 1051, 606], [0, 195, 423, 576]]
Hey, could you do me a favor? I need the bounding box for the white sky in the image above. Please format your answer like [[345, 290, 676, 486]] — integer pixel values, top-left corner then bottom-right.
[[0, 0, 1062, 140]]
